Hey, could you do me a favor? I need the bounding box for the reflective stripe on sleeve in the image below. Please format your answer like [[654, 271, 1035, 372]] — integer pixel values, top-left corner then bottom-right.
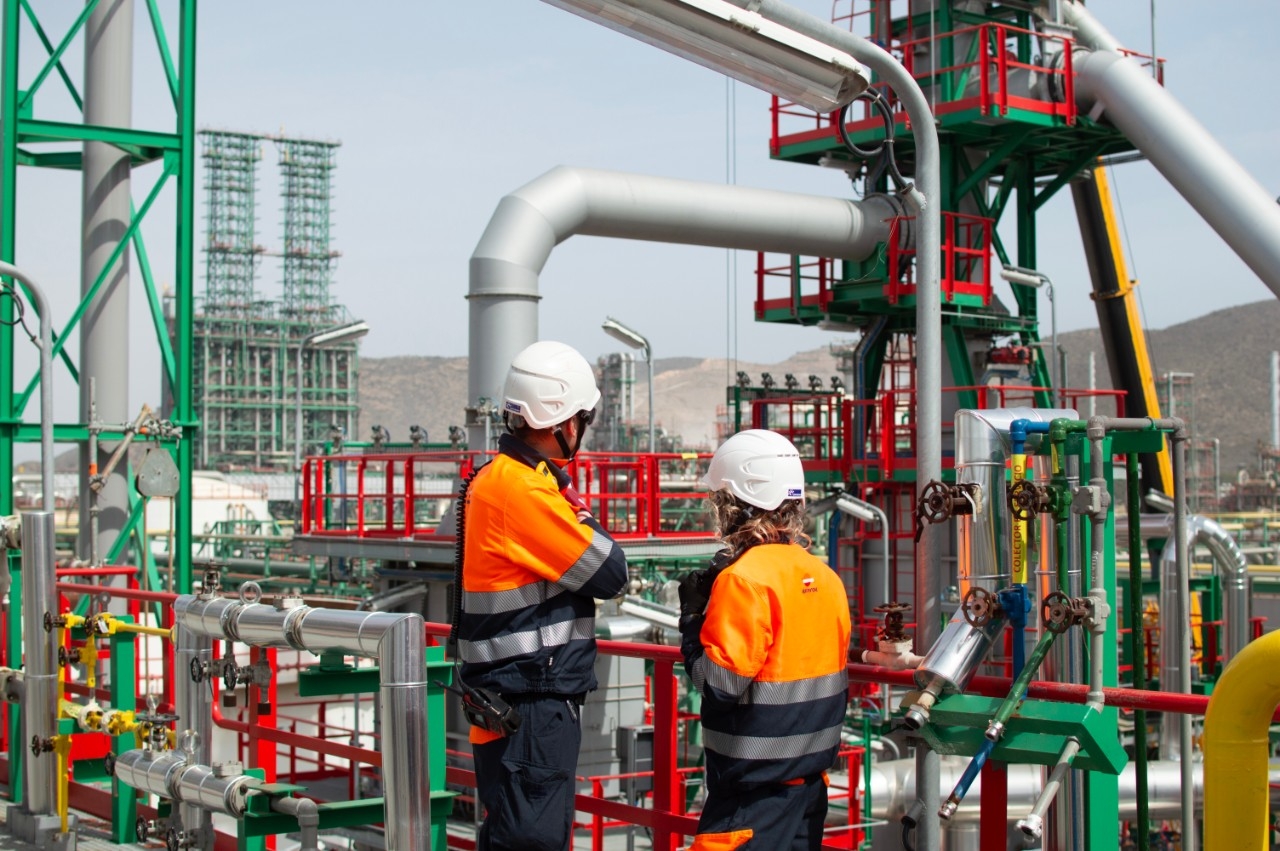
[[744, 671, 848, 706], [458, 617, 595, 665], [557, 529, 614, 592], [702, 725, 842, 761], [463, 581, 562, 615], [702, 656, 754, 699]]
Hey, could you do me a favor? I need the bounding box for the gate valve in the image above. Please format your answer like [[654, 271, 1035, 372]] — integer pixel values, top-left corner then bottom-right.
[[1041, 591, 1089, 634], [872, 602, 912, 644], [57, 646, 82, 668], [42, 612, 64, 633], [135, 818, 157, 843], [1008, 480, 1057, 521], [135, 712, 179, 749], [166, 827, 194, 851], [189, 657, 210, 683], [30, 735, 54, 757], [961, 586, 1003, 628], [914, 481, 981, 542]]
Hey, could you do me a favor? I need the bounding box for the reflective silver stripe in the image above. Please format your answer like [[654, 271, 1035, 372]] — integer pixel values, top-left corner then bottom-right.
[[691, 657, 706, 693], [745, 671, 848, 706], [703, 656, 754, 699], [463, 581, 562, 615], [558, 530, 613, 593], [702, 725, 842, 761], [458, 617, 595, 665]]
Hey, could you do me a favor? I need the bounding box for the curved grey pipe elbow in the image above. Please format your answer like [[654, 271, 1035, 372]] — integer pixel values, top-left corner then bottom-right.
[[1058, 2, 1280, 300], [468, 166, 903, 447], [1117, 512, 1252, 662]]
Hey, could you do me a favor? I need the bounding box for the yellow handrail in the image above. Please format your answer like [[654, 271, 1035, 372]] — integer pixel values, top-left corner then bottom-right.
[[1203, 628, 1280, 849]]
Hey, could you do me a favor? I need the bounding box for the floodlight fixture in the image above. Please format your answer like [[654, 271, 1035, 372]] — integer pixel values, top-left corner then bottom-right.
[[999, 266, 1059, 394], [541, 0, 872, 113], [1144, 490, 1176, 514], [602, 316, 655, 452]]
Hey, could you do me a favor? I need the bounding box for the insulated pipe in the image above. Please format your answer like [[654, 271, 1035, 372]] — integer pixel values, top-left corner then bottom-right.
[[0, 263, 53, 512], [1115, 512, 1252, 662], [866, 756, 1255, 823], [20, 511, 57, 816], [1057, 2, 1280, 300], [174, 620, 213, 847], [1203, 628, 1280, 850], [955, 408, 1077, 587], [468, 167, 903, 446], [112, 749, 252, 817], [173, 595, 429, 851]]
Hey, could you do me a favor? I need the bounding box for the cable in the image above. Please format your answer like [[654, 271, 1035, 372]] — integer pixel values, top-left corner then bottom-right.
[[836, 89, 910, 194], [0, 283, 38, 348]]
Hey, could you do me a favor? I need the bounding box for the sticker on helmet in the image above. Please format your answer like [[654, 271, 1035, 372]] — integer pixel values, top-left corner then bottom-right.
[[504, 401, 522, 413], [787, 488, 803, 499]]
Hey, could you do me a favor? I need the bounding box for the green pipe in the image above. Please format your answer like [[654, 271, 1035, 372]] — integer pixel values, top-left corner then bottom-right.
[[862, 713, 873, 850], [1126, 451, 1150, 851], [985, 627, 1059, 740]]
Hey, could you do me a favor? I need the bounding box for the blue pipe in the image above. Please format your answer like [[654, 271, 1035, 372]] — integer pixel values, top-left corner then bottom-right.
[[1010, 418, 1051, 455]]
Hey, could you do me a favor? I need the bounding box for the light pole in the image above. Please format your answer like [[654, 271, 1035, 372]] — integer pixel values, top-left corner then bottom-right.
[[836, 492, 890, 606], [602, 317, 655, 452], [1001, 265, 1059, 395], [293, 320, 370, 513]]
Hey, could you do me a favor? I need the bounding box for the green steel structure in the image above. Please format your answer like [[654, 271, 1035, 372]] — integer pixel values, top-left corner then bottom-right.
[[201, 129, 262, 314], [0, 0, 198, 798], [277, 137, 340, 320], [194, 131, 359, 471]]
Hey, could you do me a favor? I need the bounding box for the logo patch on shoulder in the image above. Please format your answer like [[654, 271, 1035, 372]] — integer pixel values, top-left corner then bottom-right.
[[787, 488, 804, 499], [802, 575, 817, 594]]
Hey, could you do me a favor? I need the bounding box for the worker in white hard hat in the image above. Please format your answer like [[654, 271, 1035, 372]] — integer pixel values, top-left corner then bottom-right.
[[452, 340, 629, 851], [678, 429, 851, 851]]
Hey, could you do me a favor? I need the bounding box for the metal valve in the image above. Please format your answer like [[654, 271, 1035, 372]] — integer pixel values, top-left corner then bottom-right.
[[961, 586, 1002, 628], [135, 817, 156, 843], [190, 657, 209, 683], [30, 736, 54, 757], [57, 646, 82, 667], [872, 602, 912, 643], [914, 480, 981, 542], [1041, 591, 1088, 634], [1008, 479, 1056, 521], [42, 611, 65, 633]]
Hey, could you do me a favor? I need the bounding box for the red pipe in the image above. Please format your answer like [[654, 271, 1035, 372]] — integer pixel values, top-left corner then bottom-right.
[[55, 582, 178, 604]]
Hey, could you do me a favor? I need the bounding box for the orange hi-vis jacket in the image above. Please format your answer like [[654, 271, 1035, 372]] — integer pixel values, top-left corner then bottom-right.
[[685, 543, 851, 789], [458, 434, 628, 698]]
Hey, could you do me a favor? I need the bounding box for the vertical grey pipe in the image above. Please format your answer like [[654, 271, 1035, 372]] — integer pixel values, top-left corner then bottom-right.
[[174, 621, 213, 847], [718, 9, 945, 841], [79, 0, 134, 564], [21, 512, 57, 815], [1170, 430, 1195, 851], [0, 264, 53, 512], [467, 168, 902, 450], [1060, 3, 1280, 300]]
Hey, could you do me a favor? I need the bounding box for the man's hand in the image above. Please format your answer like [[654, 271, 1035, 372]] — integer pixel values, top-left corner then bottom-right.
[[561, 485, 593, 521], [678, 569, 715, 621]]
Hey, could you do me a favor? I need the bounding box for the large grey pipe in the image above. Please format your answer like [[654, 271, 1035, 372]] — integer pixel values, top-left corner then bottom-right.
[[469, 166, 902, 448], [172, 595, 430, 850], [1116, 512, 1252, 664], [1058, 1, 1280, 300], [80, 0, 133, 564], [0, 263, 53, 512], [19, 512, 57, 816]]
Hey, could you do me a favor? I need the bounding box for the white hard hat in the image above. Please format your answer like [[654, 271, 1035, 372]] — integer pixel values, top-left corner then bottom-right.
[[700, 429, 805, 510], [502, 341, 601, 430]]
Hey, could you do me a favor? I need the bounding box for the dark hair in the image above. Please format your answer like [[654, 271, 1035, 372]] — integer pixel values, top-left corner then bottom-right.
[[707, 489, 810, 558]]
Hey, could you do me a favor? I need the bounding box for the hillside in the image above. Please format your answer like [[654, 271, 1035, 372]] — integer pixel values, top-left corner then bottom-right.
[[360, 299, 1279, 471]]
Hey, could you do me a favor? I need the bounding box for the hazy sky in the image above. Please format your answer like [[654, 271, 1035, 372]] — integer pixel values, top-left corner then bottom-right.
[[9, 0, 1280, 424]]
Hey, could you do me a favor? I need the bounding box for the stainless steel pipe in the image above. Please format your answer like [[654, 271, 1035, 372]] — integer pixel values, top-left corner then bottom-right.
[[21, 512, 57, 816], [174, 621, 214, 846], [113, 749, 252, 817]]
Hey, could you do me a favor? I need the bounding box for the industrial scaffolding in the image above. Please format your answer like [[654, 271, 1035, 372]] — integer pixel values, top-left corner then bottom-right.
[[192, 131, 359, 473]]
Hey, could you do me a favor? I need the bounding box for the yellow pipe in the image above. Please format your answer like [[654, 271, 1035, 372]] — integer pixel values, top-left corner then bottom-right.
[[53, 734, 71, 834], [1203, 627, 1280, 849]]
